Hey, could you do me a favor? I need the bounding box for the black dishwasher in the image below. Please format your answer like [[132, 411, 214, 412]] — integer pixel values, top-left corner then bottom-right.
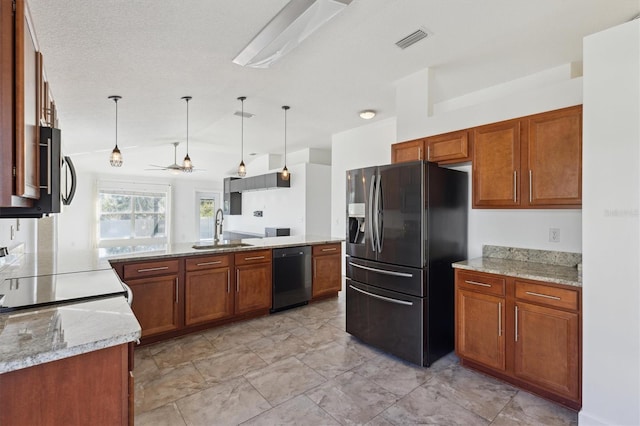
[[272, 246, 311, 312]]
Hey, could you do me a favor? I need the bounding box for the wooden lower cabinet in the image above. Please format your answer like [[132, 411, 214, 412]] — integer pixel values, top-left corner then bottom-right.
[[312, 243, 342, 299], [128, 273, 180, 338], [185, 255, 233, 325], [235, 250, 272, 315], [0, 344, 130, 425], [455, 269, 581, 409]]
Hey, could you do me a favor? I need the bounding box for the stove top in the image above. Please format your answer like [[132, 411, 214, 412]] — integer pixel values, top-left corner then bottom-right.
[[0, 269, 127, 313]]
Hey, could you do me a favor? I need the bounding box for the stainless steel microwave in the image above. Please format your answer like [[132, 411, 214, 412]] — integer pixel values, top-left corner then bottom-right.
[[0, 127, 76, 218]]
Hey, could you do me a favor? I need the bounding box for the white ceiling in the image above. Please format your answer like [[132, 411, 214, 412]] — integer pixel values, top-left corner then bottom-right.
[[27, 0, 639, 182]]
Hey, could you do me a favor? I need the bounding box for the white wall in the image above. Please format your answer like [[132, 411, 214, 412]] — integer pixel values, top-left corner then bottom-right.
[[305, 163, 331, 236], [581, 19, 640, 426]]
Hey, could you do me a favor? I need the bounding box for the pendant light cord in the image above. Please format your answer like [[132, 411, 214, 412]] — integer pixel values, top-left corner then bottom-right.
[[241, 98, 244, 160], [114, 97, 118, 149]]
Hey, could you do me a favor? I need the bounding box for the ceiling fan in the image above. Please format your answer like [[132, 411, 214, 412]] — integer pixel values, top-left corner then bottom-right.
[[146, 142, 204, 173]]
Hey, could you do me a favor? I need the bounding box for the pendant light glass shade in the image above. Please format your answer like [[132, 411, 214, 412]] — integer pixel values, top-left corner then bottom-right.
[[108, 95, 123, 167], [181, 96, 193, 173], [237, 96, 247, 177], [281, 105, 290, 181]]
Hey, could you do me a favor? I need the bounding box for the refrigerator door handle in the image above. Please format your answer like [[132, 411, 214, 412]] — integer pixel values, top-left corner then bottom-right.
[[349, 261, 413, 278], [349, 285, 414, 306], [368, 174, 377, 252], [375, 173, 383, 252]]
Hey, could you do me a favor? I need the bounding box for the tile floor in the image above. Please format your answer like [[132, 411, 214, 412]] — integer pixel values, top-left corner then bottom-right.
[[134, 291, 578, 425]]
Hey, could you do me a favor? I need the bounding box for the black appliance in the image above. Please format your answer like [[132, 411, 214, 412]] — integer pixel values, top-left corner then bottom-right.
[[345, 161, 467, 366], [271, 246, 311, 312], [0, 127, 76, 218], [265, 227, 290, 237], [0, 269, 129, 313]]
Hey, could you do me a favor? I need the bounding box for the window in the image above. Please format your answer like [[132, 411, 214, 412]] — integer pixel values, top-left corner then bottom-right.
[[97, 182, 171, 256], [196, 192, 219, 241]]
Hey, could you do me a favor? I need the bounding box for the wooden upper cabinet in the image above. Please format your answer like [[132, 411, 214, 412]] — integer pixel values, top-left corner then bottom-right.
[[391, 138, 425, 163], [526, 105, 582, 207], [472, 119, 521, 208], [426, 130, 471, 164]]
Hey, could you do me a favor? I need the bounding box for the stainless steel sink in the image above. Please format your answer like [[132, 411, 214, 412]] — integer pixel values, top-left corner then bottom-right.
[[191, 241, 253, 250]]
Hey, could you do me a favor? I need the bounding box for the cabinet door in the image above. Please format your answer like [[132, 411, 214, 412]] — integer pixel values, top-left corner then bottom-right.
[[456, 289, 506, 371], [391, 139, 425, 163], [312, 253, 341, 298], [426, 130, 470, 164], [128, 274, 180, 337], [514, 301, 580, 400], [527, 106, 582, 207], [185, 267, 233, 325], [0, 0, 13, 205], [14, 0, 39, 200], [472, 120, 521, 207], [235, 263, 272, 314]]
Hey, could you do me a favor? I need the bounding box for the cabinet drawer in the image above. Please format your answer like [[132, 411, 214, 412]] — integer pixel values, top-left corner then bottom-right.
[[186, 254, 230, 271], [234, 249, 271, 265], [515, 280, 579, 311], [123, 259, 180, 280], [312, 243, 340, 256], [456, 271, 505, 296]]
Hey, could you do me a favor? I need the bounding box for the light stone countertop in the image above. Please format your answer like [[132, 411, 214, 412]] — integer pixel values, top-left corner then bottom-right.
[[0, 296, 140, 374], [452, 245, 581, 287]]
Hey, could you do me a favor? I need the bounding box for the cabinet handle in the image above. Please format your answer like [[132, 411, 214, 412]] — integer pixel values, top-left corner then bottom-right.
[[513, 170, 517, 203], [244, 256, 265, 261], [427, 145, 431, 161], [236, 270, 239, 292], [418, 147, 422, 160], [313, 258, 317, 279], [137, 266, 169, 273], [498, 302, 502, 337], [196, 260, 222, 266], [515, 305, 519, 342], [525, 291, 561, 301], [529, 169, 533, 203], [175, 278, 179, 303], [321, 247, 337, 252], [464, 280, 491, 288], [46, 138, 52, 194], [227, 270, 230, 293]]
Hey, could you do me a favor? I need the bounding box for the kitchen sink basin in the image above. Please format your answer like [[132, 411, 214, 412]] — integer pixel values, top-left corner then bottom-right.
[[191, 241, 253, 250]]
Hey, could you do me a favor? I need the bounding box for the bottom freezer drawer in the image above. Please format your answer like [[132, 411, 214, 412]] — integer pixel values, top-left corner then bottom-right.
[[346, 279, 425, 366]]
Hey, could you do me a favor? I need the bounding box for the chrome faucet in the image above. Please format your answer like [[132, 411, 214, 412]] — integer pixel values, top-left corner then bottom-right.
[[214, 208, 224, 242]]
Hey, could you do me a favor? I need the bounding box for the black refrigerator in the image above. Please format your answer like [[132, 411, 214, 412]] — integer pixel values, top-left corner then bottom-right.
[[345, 160, 467, 366]]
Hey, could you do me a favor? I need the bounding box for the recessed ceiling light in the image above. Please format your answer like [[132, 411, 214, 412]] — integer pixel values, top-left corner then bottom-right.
[[359, 110, 376, 120]]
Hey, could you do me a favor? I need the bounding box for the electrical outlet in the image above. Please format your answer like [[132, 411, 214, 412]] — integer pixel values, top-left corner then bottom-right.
[[549, 228, 560, 243]]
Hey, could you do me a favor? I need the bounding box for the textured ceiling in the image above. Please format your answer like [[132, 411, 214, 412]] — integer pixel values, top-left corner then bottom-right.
[[27, 0, 639, 182]]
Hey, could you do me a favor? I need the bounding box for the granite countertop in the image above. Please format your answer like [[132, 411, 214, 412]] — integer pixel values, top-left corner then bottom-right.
[[0, 296, 140, 374], [452, 245, 582, 288], [106, 234, 344, 263]]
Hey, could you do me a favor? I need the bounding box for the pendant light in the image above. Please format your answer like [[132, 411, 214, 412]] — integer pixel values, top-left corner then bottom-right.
[[237, 96, 247, 177], [108, 95, 123, 167], [281, 105, 290, 181], [181, 96, 193, 173]]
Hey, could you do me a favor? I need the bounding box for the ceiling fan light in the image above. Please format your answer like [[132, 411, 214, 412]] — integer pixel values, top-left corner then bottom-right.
[[110, 145, 123, 167], [182, 154, 193, 173], [238, 160, 247, 177]]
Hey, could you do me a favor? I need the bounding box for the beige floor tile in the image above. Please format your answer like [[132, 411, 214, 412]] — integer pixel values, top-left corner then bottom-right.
[[177, 377, 272, 426], [245, 356, 327, 405], [491, 391, 578, 426], [150, 333, 216, 369], [380, 385, 489, 425], [201, 322, 264, 351], [134, 402, 186, 426], [246, 332, 311, 364], [353, 352, 434, 397], [306, 370, 399, 424], [241, 395, 340, 425], [423, 364, 518, 421], [135, 362, 207, 413], [246, 314, 303, 336], [297, 341, 369, 378], [292, 323, 351, 348], [194, 345, 267, 382], [133, 346, 160, 383]]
